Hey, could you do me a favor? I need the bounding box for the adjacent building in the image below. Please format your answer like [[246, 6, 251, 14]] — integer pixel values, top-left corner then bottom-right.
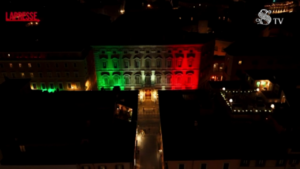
[[223, 38, 300, 81], [159, 90, 300, 169], [0, 90, 138, 169], [0, 43, 97, 92]]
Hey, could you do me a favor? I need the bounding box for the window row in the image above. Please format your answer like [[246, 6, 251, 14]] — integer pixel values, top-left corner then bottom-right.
[[0, 62, 79, 68], [178, 159, 298, 169], [100, 58, 194, 69], [31, 82, 81, 90], [2, 72, 80, 78], [101, 75, 193, 85], [100, 50, 195, 54], [82, 164, 124, 169]]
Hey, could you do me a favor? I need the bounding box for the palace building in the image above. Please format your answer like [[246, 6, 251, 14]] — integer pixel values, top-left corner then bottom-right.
[[0, 43, 97, 92], [92, 41, 214, 92]]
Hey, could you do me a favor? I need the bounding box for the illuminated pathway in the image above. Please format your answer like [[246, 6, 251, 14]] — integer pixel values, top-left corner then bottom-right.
[[136, 93, 163, 169]]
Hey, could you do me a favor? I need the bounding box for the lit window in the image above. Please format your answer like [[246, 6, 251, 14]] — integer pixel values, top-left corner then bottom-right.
[[28, 63, 32, 68], [30, 73, 34, 78], [199, 4, 201, 6], [31, 83, 37, 89], [9, 63, 13, 68], [19, 145, 25, 152], [21, 72, 25, 77], [179, 17, 181, 20], [238, 60, 242, 65], [8, 54, 10, 57], [191, 17, 193, 21], [19, 63, 22, 68]]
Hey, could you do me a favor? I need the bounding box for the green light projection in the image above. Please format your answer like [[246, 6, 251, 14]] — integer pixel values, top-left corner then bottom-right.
[[94, 46, 125, 91]]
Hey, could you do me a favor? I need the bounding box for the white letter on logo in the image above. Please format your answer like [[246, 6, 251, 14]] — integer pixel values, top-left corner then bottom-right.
[[278, 18, 284, 24]]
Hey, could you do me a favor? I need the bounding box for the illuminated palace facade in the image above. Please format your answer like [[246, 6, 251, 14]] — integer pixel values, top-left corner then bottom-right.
[[92, 44, 211, 92], [0, 47, 96, 92]]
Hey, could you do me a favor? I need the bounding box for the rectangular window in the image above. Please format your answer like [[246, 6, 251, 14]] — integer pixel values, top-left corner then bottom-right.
[[28, 63, 32, 68], [135, 60, 140, 68], [201, 164, 206, 169], [19, 145, 25, 152], [124, 60, 129, 68], [125, 76, 130, 84], [167, 77, 171, 83], [48, 72, 52, 78], [256, 160, 265, 167], [65, 63, 68, 67], [59, 83, 63, 89], [157, 60, 161, 68], [276, 160, 285, 166], [136, 76, 140, 84], [66, 73, 69, 77], [113, 61, 118, 68], [156, 76, 161, 84], [21, 72, 25, 78], [223, 163, 229, 169], [19, 63, 22, 68], [103, 61, 107, 68], [37, 63, 40, 68], [30, 73, 34, 78], [9, 63, 13, 68], [179, 164, 184, 169], [57, 72, 60, 77], [240, 160, 249, 166], [31, 83, 37, 89], [167, 60, 172, 67], [74, 63, 77, 67], [68, 83, 72, 89], [55, 63, 59, 67], [50, 83, 54, 89], [41, 83, 46, 89], [145, 60, 150, 68], [74, 72, 78, 77]]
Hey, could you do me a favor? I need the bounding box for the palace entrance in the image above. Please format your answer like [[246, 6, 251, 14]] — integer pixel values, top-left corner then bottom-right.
[[145, 89, 151, 99]]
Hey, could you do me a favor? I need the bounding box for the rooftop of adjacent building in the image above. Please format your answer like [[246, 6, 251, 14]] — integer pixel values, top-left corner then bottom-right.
[[159, 90, 300, 161], [0, 88, 138, 164], [225, 37, 300, 56]]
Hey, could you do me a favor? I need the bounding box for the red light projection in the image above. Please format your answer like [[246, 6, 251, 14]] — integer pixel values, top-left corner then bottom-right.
[[166, 45, 201, 90], [5, 12, 40, 22]]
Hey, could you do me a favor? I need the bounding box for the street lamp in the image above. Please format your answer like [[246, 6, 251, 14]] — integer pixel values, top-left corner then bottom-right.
[[229, 98, 233, 103], [120, 9, 125, 14], [256, 88, 260, 92], [222, 87, 225, 91], [271, 104, 275, 109], [147, 4, 151, 7]]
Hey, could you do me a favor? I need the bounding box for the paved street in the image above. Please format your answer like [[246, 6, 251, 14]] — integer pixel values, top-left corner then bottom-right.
[[137, 98, 162, 169]]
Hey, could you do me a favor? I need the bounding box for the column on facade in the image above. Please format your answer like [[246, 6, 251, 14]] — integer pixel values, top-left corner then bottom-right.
[[151, 70, 155, 86], [141, 70, 145, 86]]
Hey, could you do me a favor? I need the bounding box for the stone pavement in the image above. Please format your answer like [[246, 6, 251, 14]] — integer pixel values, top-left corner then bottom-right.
[[136, 98, 163, 169]]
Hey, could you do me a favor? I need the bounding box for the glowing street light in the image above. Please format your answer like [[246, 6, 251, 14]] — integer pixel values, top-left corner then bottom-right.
[[271, 104, 275, 109], [256, 88, 260, 92], [120, 9, 125, 14], [229, 98, 233, 103], [147, 4, 151, 7], [222, 87, 225, 91]]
